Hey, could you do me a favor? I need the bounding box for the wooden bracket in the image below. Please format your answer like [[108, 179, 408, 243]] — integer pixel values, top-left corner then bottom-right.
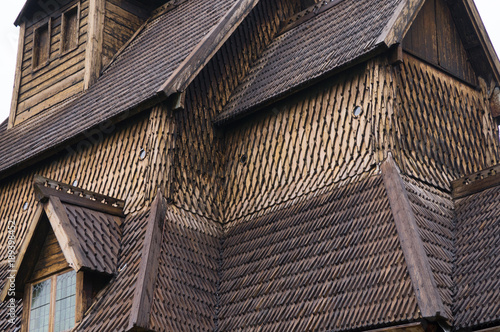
[[452, 164, 500, 199], [33, 175, 125, 217]]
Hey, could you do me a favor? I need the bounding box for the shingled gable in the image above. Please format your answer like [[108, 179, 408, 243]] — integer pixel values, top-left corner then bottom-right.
[[216, 0, 500, 124], [0, 175, 123, 302]]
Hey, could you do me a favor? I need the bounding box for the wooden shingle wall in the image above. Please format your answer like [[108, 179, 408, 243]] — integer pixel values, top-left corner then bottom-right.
[[222, 58, 398, 223], [0, 107, 171, 267], [174, 0, 300, 222], [392, 53, 500, 189], [14, 0, 89, 125]]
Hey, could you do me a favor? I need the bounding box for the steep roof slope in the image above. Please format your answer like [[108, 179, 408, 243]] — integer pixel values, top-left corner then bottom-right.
[[454, 184, 500, 329], [216, 0, 404, 123], [0, 0, 237, 178], [75, 209, 150, 331], [219, 175, 421, 331]]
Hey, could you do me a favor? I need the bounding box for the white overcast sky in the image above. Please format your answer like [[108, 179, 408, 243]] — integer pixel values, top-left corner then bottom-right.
[[0, 0, 499, 124]]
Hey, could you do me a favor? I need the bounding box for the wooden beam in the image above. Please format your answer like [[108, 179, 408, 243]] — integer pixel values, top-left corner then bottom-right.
[[8, 21, 25, 129], [44, 196, 85, 271], [452, 164, 500, 199], [34, 174, 125, 216], [84, 0, 105, 89], [158, 0, 260, 97], [363, 322, 425, 332], [381, 154, 448, 321], [376, 0, 425, 47], [128, 191, 165, 330], [490, 86, 500, 118], [0, 203, 44, 301]]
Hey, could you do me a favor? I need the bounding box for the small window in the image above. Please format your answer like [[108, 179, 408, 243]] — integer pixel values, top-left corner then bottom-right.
[[28, 270, 76, 332], [60, 4, 80, 54], [32, 20, 51, 70]]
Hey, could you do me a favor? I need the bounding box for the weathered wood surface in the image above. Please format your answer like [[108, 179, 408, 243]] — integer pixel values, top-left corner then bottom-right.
[[84, 0, 104, 89], [392, 53, 499, 189], [8, 22, 26, 129], [101, 0, 145, 68], [14, 0, 89, 125], [159, 0, 260, 96], [128, 192, 164, 330], [403, 0, 477, 84], [452, 163, 500, 199], [30, 228, 70, 281], [173, 0, 299, 222], [381, 155, 447, 321]]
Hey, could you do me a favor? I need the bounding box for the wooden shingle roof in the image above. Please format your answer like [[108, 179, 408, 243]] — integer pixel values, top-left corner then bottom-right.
[[216, 0, 405, 123], [0, 0, 237, 179], [454, 184, 500, 329]]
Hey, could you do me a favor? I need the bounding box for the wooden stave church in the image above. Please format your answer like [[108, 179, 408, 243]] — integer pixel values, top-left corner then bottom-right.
[[0, 0, 499, 330]]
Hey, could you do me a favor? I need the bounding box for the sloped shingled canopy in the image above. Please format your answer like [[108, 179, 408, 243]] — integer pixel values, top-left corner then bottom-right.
[[0, 177, 123, 302]]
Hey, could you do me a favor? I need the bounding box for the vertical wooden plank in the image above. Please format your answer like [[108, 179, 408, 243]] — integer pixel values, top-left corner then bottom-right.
[[84, 0, 105, 89], [8, 21, 26, 129]]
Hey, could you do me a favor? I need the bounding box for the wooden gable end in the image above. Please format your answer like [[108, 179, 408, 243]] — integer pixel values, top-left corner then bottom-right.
[[403, 0, 477, 84], [31, 226, 70, 282]]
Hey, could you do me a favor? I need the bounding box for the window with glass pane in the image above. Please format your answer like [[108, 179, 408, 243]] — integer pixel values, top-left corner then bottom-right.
[[54, 271, 76, 332], [29, 279, 51, 332], [28, 270, 76, 332]]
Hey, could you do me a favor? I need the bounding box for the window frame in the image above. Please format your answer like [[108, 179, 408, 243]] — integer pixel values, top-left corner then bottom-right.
[[59, 2, 81, 55], [25, 269, 77, 332], [32, 18, 52, 71]]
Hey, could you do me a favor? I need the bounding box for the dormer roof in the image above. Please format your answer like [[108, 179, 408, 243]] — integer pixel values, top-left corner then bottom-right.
[[0, 176, 123, 301]]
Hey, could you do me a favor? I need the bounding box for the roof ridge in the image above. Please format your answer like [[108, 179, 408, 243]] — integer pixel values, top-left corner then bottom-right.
[[381, 154, 449, 324]]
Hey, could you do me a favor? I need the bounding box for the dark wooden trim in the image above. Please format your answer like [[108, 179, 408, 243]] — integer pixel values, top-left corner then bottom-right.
[[158, 0, 260, 97], [381, 154, 448, 321], [364, 322, 425, 332], [8, 21, 26, 129], [44, 196, 85, 271], [128, 191, 165, 330], [0, 203, 44, 301], [461, 0, 500, 83], [452, 164, 500, 199], [75, 271, 92, 323], [34, 174, 125, 217], [21, 284, 30, 332], [84, 0, 105, 89], [376, 0, 425, 47]]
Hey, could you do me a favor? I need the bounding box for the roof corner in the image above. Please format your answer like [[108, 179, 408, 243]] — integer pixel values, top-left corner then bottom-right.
[[127, 191, 166, 331], [381, 154, 449, 323], [376, 0, 426, 47]]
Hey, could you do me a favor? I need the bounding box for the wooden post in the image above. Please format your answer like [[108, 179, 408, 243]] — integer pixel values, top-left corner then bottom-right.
[[84, 0, 105, 90], [8, 21, 26, 129]]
